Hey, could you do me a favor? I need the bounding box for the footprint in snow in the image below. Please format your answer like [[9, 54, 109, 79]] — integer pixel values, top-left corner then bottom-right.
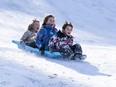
[[48, 74, 58, 79]]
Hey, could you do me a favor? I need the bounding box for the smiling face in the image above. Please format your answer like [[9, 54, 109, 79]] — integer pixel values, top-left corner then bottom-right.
[[46, 17, 55, 26], [64, 26, 72, 36], [33, 22, 40, 32]]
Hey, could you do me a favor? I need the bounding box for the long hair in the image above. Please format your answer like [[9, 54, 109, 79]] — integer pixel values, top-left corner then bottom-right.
[[28, 19, 39, 31], [62, 21, 73, 32], [42, 15, 54, 27]]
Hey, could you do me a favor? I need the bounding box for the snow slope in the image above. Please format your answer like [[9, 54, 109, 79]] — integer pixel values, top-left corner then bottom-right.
[[0, 44, 116, 87], [0, 0, 116, 87], [0, 0, 116, 45]]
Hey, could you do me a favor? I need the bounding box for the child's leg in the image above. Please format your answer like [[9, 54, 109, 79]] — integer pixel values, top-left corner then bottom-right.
[[71, 44, 82, 54], [70, 44, 85, 60], [60, 45, 74, 59], [27, 42, 38, 48], [71, 44, 87, 60]]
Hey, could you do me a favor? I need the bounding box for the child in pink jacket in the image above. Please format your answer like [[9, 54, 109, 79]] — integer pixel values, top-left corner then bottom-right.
[[49, 21, 86, 60]]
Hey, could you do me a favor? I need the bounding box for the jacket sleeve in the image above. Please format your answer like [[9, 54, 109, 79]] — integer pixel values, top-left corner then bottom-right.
[[49, 35, 58, 50], [20, 31, 29, 42], [36, 29, 46, 48]]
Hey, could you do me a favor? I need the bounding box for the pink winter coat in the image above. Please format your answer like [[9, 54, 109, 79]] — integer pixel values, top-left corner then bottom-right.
[[49, 30, 73, 51]]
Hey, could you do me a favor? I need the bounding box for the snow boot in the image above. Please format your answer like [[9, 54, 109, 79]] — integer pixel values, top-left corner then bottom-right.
[[73, 53, 87, 61]]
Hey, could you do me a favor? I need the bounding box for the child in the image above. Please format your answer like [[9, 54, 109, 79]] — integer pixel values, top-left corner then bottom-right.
[[20, 19, 40, 48], [36, 15, 58, 55], [49, 21, 86, 60]]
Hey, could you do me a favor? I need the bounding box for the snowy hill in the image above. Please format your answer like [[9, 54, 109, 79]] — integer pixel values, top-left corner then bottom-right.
[[0, 0, 116, 45], [0, 0, 116, 87]]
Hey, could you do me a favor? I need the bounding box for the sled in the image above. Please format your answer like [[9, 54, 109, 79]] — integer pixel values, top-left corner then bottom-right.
[[12, 40, 62, 58]]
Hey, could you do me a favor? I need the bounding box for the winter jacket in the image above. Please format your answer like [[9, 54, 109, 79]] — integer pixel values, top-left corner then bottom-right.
[[36, 24, 58, 50], [20, 30, 37, 45], [49, 30, 73, 51]]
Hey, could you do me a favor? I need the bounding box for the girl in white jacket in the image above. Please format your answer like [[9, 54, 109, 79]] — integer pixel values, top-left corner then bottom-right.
[[20, 19, 40, 48]]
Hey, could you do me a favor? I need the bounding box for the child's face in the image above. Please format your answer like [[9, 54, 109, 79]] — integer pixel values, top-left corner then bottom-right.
[[46, 17, 55, 26], [33, 22, 40, 32], [64, 26, 72, 36]]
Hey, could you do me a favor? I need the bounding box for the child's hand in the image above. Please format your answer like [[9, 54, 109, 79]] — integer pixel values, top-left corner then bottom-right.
[[31, 36, 36, 40]]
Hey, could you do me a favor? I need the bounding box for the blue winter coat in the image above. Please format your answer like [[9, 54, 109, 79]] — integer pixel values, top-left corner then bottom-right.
[[36, 24, 58, 50]]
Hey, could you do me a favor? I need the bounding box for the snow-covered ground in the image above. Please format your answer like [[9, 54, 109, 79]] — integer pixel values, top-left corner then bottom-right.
[[0, 0, 116, 87], [0, 44, 116, 87]]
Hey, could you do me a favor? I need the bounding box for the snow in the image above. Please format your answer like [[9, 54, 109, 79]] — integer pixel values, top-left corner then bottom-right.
[[0, 0, 116, 87]]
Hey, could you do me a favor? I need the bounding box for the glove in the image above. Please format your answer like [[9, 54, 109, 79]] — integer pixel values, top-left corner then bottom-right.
[[37, 44, 42, 49]]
